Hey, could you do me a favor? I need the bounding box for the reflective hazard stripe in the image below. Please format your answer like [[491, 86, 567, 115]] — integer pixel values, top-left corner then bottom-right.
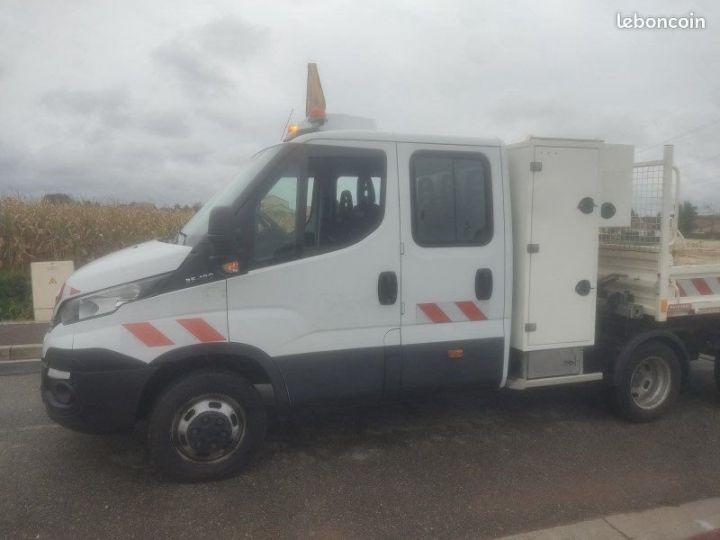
[[693, 278, 714, 296], [676, 277, 720, 297], [177, 318, 226, 343], [124, 318, 226, 347], [418, 303, 452, 324], [455, 301, 487, 321], [123, 322, 175, 347], [416, 301, 487, 324]]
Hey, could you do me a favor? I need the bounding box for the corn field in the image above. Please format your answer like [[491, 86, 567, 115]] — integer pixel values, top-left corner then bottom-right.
[[0, 197, 194, 271]]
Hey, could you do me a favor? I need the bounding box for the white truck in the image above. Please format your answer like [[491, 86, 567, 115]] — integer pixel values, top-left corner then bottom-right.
[[41, 87, 720, 481]]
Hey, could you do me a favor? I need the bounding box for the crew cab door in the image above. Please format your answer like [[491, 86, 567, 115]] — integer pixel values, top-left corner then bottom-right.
[[397, 143, 508, 389], [226, 141, 401, 404]]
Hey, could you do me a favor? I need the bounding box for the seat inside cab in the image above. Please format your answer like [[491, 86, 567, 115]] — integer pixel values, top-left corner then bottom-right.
[[304, 153, 385, 251]]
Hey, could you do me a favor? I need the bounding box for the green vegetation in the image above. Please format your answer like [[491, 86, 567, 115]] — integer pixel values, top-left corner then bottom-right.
[[678, 201, 698, 237], [0, 197, 193, 272], [0, 196, 195, 320], [0, 270, 33, 320]]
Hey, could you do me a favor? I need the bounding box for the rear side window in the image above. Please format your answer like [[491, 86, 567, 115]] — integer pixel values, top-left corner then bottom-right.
[[411, 152, 493, 246]]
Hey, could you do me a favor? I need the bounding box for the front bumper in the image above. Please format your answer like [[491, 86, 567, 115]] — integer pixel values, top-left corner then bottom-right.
[[42, 347, 156, 434]]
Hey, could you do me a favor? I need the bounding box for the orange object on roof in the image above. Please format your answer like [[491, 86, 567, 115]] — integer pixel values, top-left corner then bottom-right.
[[306, 63, 326, 123]]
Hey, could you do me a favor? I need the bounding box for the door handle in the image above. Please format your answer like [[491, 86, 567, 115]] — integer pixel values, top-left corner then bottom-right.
[[475, 268, 493, 300], [378, 271, 398, 305]]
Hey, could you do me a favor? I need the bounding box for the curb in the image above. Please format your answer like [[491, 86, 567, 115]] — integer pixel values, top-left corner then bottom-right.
[[499, 498, 720, 540], [0, 344, 43, 361]]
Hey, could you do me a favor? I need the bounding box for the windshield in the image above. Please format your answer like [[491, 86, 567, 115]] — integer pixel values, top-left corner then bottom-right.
[[178, 145, 283, 246]]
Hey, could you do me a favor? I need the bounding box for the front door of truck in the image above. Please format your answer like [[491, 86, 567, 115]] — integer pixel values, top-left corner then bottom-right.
[[396, 143, 508, 389], [226, 140, 401, 404]]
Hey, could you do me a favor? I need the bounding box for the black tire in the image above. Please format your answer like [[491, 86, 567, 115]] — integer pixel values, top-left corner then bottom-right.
[[610, 342, 681, 423], [148, 371, 267, 481], [714, 354, 720, 392]]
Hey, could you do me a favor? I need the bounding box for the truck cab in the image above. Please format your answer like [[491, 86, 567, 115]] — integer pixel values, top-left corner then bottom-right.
[[42, 131, 513, 479]]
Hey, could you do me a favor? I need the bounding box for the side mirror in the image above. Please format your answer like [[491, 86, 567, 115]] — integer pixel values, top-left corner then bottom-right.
[[207, 206, 234, 261]]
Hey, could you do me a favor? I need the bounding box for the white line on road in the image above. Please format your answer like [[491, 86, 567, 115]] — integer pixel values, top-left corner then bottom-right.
[[0, 358, 42, 364], [0, 424, 60, 435]]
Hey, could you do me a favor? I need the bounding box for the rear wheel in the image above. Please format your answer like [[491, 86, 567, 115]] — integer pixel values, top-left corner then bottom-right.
[[610, 342, 681, 422], [148, 371, 266, 481]]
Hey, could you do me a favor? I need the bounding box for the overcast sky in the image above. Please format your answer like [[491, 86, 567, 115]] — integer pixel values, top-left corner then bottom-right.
[[1, 0, 719, 208]]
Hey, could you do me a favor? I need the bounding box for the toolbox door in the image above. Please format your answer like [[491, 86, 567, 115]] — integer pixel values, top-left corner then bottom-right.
[[527, 145, 599, 347]]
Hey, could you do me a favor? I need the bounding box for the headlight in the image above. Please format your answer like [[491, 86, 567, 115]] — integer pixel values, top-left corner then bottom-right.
[[57, 274, 167, 326]]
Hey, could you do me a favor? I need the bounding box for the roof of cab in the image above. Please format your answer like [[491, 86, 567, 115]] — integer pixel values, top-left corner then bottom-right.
[[292, 129, 503, 148]]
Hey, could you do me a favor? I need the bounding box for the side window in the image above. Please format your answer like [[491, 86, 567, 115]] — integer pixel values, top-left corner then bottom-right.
[[254, 175, 299, 264], [251, 146, 386, 268], [411, 152, 492, 246], [308, 150, 386, 251]]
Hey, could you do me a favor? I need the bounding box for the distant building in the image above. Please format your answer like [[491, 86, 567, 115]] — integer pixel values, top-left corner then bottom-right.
[[694, 215, 720, 235]]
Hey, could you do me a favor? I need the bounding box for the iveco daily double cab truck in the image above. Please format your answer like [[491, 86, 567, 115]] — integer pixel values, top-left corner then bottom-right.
[[42, 119, 720, 480]]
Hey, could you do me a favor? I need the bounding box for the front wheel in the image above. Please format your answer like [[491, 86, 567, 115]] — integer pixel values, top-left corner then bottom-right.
[[610, 342, 681, 422], [148, 371, 267, 481]]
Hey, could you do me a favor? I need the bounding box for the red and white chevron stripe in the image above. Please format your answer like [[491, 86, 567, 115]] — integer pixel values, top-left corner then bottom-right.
[[416, 301, 487, 324], [676, 277, 720, 298], [123, 317, 226, 347]]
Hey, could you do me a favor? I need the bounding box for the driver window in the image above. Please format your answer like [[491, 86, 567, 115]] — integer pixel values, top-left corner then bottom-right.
[[254, 175, 298, 264], [250, 146, 386, 268]]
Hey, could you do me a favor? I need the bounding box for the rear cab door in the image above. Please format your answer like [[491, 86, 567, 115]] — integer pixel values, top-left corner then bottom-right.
[[397, 141, 509, 389]]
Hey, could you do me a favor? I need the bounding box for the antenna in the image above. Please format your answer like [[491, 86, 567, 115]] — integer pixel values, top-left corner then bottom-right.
[[280, 108, 293, 141]]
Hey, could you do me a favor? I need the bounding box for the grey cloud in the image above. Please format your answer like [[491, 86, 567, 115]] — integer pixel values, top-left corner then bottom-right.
[[43, 88, 194, 141], [41, 88, 132, 129], [486, 96, 584, 141], [151, 16, 266, 100], [112, 144, 166, 170], [197, 18, 266, 61], [107, 140, 210, 170], [151, 17, 267, 99], [489, 96, 574, 126], [0, 143, 30, 197], [200, 106, 245, 132], [152, 43, 234, 98], [164, 143, 209, 165], [1, 140, 227, 204], [0, 140, 25, 178], [142, 111, 192, 138], [2, 1, 719, 206]]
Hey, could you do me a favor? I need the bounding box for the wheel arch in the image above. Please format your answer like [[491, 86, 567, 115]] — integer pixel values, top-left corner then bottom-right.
[[610, 329, 690, 387], [136, 342, 290, 420]]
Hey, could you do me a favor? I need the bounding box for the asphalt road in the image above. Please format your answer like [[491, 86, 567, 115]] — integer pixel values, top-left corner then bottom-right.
[[2, 362, 720, 540]]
